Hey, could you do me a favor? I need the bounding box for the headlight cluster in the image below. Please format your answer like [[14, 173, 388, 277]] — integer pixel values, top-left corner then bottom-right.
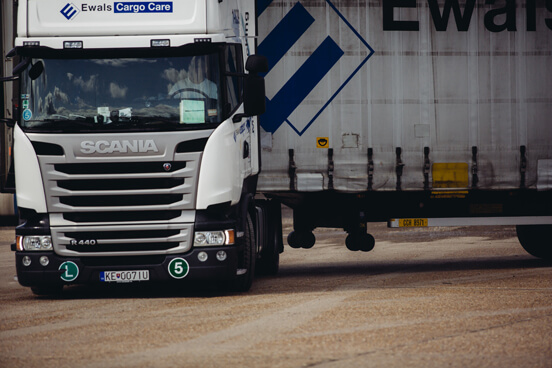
[[194, 230, 234, 247], [16, 236, 53, 251]]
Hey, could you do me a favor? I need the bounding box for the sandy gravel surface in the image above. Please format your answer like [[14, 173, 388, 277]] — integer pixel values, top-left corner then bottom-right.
[[1, 215, 551, 368]]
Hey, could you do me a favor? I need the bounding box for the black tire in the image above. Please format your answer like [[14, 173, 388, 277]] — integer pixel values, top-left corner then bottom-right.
[[516, 225, 552, 260], [287, 230, 316, 249], [227, 212, 256, 292], [346, 232, 375, 252], [31, 285, 64, 296], [256, 201, 282, 276]]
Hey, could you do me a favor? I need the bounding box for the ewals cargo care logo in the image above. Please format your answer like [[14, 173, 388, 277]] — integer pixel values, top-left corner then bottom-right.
[[60, 1, 173, 19], [114, 2, 173, 13], [60, 3, 80, 20]]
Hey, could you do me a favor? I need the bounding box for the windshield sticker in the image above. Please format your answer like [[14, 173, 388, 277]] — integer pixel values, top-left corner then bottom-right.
[[119, 108, 132, 118], [22, 109, 32, 121], [180, 100, 205, 124], [96, 106, 111, 124]]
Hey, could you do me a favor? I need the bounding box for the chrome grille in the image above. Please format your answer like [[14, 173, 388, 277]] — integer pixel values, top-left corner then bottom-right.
[[29, 131, 212, 256], [50, 224, 192, 256]]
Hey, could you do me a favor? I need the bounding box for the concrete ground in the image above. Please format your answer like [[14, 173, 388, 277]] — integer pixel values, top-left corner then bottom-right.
[[1, 215, 551, 367]]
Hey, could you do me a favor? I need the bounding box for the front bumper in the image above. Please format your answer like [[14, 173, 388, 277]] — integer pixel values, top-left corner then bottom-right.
[[15, 246, 239, 287]]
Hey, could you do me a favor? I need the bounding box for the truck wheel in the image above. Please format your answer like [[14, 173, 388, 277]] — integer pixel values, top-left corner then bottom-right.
[[227, 212, 256, 292], [516, 225, 552, 260], [31, 285, 63, 296]]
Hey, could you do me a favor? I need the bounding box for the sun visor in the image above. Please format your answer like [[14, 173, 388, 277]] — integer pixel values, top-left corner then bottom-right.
[[26, 0, 206, 36]]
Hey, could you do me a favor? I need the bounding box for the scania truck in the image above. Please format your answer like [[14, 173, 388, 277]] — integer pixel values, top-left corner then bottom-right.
[[2, 0, 552, 296], [2, 0, 279, 295]]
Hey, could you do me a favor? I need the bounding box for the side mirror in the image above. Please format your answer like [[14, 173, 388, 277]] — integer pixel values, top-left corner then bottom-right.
[[245, 55, 268, 74], [243, 55, 267, 116], [29, 61, 44, 80], [243, 74, 266, 117], [233, 55, 268, 122]]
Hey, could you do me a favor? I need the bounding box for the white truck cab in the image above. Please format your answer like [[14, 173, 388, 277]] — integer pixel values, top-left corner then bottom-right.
[[4, 0, 277, 295]]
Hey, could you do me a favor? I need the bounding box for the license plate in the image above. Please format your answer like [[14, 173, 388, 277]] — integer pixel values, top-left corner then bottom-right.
[[398, 218, 428, 227], [100, 270, 149, 283]]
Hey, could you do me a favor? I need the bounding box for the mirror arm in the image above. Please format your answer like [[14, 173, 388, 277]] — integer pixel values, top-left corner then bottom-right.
[[232, 113, 247, 123], [0, 118, 16, 128], [0, 76, 19, 82]]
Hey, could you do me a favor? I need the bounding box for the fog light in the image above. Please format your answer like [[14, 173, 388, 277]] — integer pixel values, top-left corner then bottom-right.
[[216, 251, 227, 262], [22, 256, 32, 266], [198, 251, 208, 262], [39, 256, 50, 267]]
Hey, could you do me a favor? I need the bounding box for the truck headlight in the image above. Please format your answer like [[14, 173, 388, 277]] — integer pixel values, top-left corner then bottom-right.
[[194, 230, 234, 247], [16, 236, 53, 251]]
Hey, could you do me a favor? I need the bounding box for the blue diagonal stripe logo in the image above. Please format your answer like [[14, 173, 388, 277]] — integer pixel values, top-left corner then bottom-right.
[[258, 0, 375, 136]]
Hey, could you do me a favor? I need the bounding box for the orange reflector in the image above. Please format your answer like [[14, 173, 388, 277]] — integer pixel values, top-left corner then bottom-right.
[[16, 236, 24, 251], [225, 230, 235, 245]]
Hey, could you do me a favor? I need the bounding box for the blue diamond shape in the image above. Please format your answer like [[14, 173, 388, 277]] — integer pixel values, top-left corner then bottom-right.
[[258, 0, 375, 136]]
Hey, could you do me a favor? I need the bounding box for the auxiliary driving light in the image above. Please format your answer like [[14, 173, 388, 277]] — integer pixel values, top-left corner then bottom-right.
[[216, 251, 227, 262], [22, 256, 32, 267], [197, 251, 208, 262], [39, 256, 50, 267]]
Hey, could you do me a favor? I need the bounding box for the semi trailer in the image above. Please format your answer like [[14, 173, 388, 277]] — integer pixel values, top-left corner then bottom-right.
[[255, 0, 552, 254], [1, 0, 551, 295]]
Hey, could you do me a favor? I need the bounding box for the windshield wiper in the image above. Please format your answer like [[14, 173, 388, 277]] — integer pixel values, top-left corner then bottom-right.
[[107, 116, 179, 127], [28, 117, 98, 131]]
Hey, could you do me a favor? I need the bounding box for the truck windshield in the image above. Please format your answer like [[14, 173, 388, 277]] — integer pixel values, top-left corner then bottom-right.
[[20, 53, 222, 132]]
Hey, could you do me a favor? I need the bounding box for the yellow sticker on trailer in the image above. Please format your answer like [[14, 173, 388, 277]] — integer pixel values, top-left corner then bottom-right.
[[398, 218, 428, 227]]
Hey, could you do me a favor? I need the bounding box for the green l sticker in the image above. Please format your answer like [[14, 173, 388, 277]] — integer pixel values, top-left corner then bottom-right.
[[59, 261, 79, 282]]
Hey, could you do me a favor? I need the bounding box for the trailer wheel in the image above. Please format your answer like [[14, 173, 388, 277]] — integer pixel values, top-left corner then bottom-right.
[[31, 285, 63, 297], [287, 231, 315, 249], [346, 232, 375, 252], [516, 225, 552, 260], [227, 211, 256, 292]]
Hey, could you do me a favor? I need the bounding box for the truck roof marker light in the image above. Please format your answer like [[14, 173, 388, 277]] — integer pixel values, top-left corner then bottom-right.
[[23, 41, 40, 47], [194, 38, 211, 43], [64, 41, 83, 49], [151, 39, 170, 47]]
